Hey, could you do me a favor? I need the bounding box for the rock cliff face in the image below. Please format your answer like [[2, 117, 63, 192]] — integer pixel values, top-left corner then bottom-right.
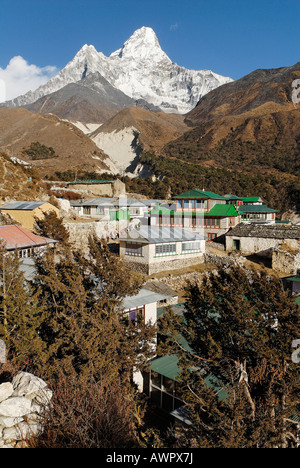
[[0, 372, 52, 448]]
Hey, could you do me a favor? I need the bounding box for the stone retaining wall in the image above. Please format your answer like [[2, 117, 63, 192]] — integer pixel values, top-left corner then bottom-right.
[[272, 248, 300, 275]]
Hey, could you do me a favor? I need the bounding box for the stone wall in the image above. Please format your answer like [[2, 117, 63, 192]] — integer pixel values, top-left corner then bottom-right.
[[65, 219, 138, 252], [0, 372, 52, 448], [272, 248, 300, 275], [204, 252, 246, 269]]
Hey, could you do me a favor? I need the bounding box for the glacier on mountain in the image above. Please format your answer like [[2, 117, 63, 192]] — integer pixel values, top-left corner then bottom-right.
[[4, 27, 233, 114]]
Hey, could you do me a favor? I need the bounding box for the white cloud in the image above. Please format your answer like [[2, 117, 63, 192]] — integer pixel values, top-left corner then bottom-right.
[[0, 56, 57, 103]]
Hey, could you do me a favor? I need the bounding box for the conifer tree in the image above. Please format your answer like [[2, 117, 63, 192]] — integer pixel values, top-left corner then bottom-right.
[[0, 245, 46, 367], [32, 236, 157, 384], [34, 211, 71, 247], [159, 266, 300, 448]]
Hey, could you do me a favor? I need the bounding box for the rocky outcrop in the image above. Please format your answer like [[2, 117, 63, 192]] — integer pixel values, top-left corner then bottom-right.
[[0, 372, 52, 448]]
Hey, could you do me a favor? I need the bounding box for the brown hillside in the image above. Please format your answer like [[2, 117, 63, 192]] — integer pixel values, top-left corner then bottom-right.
[[162, 62, 300, 179], [0, 153, 45, 202], [91, 107, 191, 152], [0, 108, 113, 178], [186, 61, 300, 126]]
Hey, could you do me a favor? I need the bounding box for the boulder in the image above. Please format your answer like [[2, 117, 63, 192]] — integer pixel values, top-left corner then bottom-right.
[[12, 372, 47, 397], [0, 383, 13, 403], [0, 397, 32, 418]]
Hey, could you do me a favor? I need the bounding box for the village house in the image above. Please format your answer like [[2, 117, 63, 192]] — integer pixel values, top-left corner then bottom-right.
[[119, 225, 205, 275], [150, 189, 241, 241], [238, 204, 278, 224], [67, 179, 126, 197], [0, 224, 57, 258], [225, 223, 300, 258], [70, 197, 158, 224], [0, 201, 59, 231], [112, 197, 149, 220], [70, 197, 115, 219]]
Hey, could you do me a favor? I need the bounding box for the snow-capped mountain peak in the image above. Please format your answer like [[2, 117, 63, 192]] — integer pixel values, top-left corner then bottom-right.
[[2, 27, 233, 114], [111, 26, 169, 63]]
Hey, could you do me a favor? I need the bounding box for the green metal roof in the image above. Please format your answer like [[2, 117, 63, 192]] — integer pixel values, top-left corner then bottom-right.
[[150, 354, 228, 402], [150, 204, 239, 218], [295, 297, 300, 305], [206, 204, 240, 217], [174, 189, 226, 200], [68, 180, 117, 185], [241, 196, 262, 203], [239, 204, 278, 214], [285, 276, 300, 283]]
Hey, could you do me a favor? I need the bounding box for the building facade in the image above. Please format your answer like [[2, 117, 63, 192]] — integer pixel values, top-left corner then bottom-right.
[[119, 226, 205, 275], [226, 224, 300, 258], [150, 190, 241, 241], [67, 179, 126, 197], [0, 224, 57, 257], [0, 201, 60, 231]]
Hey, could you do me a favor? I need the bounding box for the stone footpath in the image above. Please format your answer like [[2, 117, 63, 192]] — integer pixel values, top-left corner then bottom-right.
[[0, 372, 52, 448]]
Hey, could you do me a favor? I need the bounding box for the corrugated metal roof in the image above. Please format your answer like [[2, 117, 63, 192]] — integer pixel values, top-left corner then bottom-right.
[[206, 204, 240, 217], [120, 226, 205, 244], [0, 201, 46, 211], [174, 190, 226, 200], [68, 180, 117, 185], [113, 198, 147, 208], [150, 355, 228, 402], [226, 223, 300, 239], [239, 204, 278, 214], [0, 225, 57, 250], [82, 197, 115, 206], [122, 288, 171, 310]]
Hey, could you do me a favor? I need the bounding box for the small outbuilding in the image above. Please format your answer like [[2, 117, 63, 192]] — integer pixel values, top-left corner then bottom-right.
[[226, 223, 300, 257], [0, 201, 59, 231]]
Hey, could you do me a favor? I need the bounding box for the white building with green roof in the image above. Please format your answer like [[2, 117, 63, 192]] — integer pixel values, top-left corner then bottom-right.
[[150, 189, 241, 241]]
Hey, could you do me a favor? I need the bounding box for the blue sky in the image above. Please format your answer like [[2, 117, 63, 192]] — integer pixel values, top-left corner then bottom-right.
[[0, 0, 299, 100]]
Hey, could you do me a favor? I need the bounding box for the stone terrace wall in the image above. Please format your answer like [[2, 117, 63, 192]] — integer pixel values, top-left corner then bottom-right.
[[272, 248, 300, 275], [0, 372, 52, 448]]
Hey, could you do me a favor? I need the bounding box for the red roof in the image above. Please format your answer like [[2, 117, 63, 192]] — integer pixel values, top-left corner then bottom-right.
[[0, 225, 56, 250]]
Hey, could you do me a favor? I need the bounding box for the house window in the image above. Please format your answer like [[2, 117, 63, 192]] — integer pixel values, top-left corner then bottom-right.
[[129, 208, 141, 216], [96, 206, 105, 215], [177, 200, 183, 209], [125, 243, 143, 257], [204, 217, 219, 227], [182, 241, 202, 253], [123, 306, 145, 325], [83, 207, 91, 215], [19, 248, 34, 258], [196, 200, 205, 210], [155, 243, 176, 257], [207, 233, 217, 241]]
